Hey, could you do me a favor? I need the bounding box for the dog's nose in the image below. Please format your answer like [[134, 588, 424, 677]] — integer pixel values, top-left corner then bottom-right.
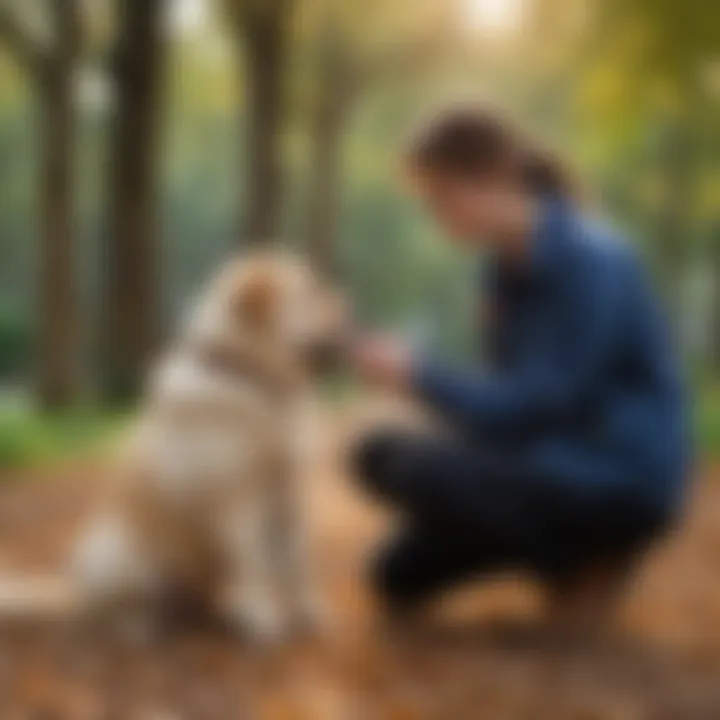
[[304, 337, 346, 374]]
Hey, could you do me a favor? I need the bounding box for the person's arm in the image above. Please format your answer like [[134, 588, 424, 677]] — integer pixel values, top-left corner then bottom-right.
[[414, 255, 628, 435]]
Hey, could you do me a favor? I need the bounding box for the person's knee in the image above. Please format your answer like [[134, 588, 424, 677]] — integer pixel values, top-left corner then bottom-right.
[[353, 431, 453, 516]]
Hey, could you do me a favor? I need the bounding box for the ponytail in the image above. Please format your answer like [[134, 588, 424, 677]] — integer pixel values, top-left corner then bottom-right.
[[519, 144, 576, 199]]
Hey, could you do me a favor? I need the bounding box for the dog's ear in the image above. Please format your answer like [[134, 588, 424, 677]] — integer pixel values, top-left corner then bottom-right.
[[232, 265, 277, 330]]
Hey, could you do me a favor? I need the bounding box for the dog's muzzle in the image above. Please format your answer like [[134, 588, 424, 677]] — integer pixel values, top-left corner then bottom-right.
[[303, 336, 347, 375]]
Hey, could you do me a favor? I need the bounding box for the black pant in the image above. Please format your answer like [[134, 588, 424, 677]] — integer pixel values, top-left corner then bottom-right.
[[353, 430, 667, 609]]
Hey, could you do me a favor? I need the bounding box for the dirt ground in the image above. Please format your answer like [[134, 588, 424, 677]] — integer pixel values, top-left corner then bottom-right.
[[0, 410, 720, 719]]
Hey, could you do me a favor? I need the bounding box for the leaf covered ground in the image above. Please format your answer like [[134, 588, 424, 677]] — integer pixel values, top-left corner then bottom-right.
[[0, 411, 719, 719]]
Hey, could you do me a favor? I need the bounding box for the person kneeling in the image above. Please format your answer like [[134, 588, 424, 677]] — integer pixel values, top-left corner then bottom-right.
[[349, 104, 689, 635]]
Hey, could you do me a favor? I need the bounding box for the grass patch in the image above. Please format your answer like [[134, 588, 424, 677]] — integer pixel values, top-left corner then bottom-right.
[[696, 383, 720, 460], [0, 407, 128, 470]]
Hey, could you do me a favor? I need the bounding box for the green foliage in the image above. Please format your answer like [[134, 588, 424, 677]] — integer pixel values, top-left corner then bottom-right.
[[0, 407, 126, 470], [696, 383, 720, 460]]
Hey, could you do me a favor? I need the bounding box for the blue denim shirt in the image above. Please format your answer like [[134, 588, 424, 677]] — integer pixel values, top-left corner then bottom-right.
[[415, 199, 690, 514]]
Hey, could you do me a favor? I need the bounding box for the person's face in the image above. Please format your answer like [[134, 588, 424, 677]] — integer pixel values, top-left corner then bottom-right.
[[411, 169, 519, 248]]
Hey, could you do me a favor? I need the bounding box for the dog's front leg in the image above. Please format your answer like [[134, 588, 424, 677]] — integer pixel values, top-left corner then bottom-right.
[[274, 476, 327, 635], [221, 497, 287, 643], [71, 514, 160, 643]]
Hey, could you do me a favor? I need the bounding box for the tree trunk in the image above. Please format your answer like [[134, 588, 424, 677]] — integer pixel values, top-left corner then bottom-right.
[[0, 2, 81, 409], [100, 0, 165, 403], [303, 40, 353, 278], [36, 69, 78, 409], [305, 109, 343, 276], [236, 3, 292, 244]]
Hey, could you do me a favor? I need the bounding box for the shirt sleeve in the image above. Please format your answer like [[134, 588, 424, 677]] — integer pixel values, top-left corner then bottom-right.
[[413, 252, 628, 435]]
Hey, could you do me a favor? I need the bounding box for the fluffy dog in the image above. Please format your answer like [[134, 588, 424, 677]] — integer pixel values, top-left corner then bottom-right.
[[64, 252, 347, 641]]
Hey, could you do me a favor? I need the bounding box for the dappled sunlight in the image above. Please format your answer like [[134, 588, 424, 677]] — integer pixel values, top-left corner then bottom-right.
[[463, 0, 528, 35]]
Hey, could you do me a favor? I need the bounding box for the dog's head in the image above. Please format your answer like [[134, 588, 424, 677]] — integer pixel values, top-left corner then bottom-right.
[[211, 251, 349, 378]]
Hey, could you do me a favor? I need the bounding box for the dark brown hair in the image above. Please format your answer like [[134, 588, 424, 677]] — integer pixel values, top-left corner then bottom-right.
[[406, 104, 575, 199]]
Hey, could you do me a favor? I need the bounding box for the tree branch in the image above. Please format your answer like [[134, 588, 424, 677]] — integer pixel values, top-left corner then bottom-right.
[[0, 6, 43, 77]]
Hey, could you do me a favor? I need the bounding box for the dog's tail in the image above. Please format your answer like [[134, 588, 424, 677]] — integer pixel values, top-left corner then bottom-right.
[[0, 573, 80, 620]]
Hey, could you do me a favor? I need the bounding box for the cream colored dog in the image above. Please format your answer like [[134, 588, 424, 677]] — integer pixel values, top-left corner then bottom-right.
[[66, 252, 346, 641]]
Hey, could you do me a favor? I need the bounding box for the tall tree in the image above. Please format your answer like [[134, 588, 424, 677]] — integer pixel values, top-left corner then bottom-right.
[[226, 0, 294, 244], [0, 0, 83, 410], [101, 0, 166, 402], [302, 19, 356, 276], [299, 0, 451, 276]]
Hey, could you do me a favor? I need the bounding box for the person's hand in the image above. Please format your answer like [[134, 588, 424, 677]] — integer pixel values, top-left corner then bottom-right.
[[350, 334, 413, 391]]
